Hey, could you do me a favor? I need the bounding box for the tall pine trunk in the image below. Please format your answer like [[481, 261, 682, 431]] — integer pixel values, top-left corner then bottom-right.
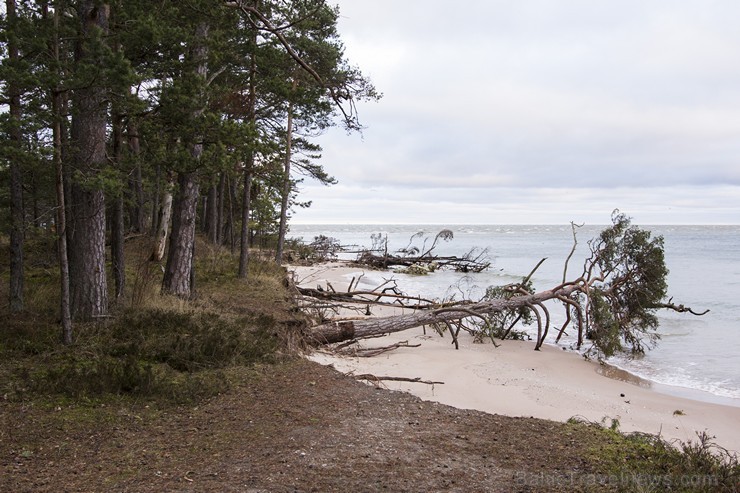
[[226, 173, 236, 253], [238, 162, 252, 278], [127, 121, 146, 233], [162, 21, 209, 297], [162, 171, 199, 297], [111, 112, 125, 300], [217, 173, 226, 245], [275, 106, 293, 265], [6, 0, 25, 312], [111, 196, 125, 299], [151, 164, 161, 236], [238, 30, 257, 278], [68, 1, 110, 321], [206, 182, 218, 244], [50, 0, 73, 343]]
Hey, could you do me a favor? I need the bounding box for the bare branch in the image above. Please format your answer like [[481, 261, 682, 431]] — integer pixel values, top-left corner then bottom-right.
[[534, 302, 552, 350], [657, 299, 710, 316], [523, 257, 548, 286], [336, 340, 421, 357], [563, 221, 583, 283], [354, 374, 444, 386]]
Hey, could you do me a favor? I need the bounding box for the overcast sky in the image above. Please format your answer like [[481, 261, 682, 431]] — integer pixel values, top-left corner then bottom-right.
[[292, 0, 740, 225]]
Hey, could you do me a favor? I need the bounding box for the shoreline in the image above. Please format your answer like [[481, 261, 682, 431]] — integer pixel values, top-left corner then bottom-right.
[[595, 357, 740, 409], [291, 262, 740, 452]]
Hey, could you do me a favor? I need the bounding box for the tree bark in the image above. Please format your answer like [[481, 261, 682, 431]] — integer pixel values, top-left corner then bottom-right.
[[54, 107, 73, 342], [162, 171, 199, 297], [217, 172, 226, 245], [111, 111, 126, 300], [151, 179, 173, 261], [238, 162, 252, 278], [276, 85, 297, 265], [206, 181, 218, 244], [162, 21, 208, 297], [50, 0, 73, 343], [69, 187, 109, 320], [226, 173, 236, 253], [111, 194, 126, 300], [68, 1, 110, 321], [127, 121, 146, 233], [151, 164, 161, 236], [238, 28, 257, 277], [6, 0, 25, 312]]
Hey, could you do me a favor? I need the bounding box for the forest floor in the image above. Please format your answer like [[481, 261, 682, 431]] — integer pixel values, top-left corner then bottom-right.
[[3, 357, 638, 493]]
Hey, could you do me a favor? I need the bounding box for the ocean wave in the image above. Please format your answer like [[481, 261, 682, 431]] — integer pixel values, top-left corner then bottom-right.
[[607, 358, 740, 401]]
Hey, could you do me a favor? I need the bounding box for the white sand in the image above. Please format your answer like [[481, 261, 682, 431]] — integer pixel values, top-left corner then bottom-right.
[[291, 263, 740, 452]]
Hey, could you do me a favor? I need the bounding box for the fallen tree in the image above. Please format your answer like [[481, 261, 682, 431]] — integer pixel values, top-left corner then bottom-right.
[[353, 229, 491, 273], [305, 213, 708, 359]]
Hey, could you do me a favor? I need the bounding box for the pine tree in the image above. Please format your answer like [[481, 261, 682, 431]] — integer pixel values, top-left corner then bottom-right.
[[2, 0, 26, 312]]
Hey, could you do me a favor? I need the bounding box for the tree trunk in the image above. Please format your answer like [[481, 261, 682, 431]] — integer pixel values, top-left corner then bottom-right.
[[307, 284, 581, 344], [162, 21, 208, 297], [69, 186, 109, 320], [226, 173, 236, 253], [151, 179, 173, 261], [6, 0, 25, 312], [68, 1, 110, 321], [111, 194, 126, 300], [276, 92, 296, 265], [61, 93, 73, 251], [238, 163, 253, 278], [206, 181, 218, 244], [51, 0, 72, 343], [217, 172, 226, 245], [162, 171, 199, 297], [127, 121, 146, 233], [54, 111, 73, 342], [151, 164, 161, 236], [111, 112, 125, 300], [238, 24, 257, 277]]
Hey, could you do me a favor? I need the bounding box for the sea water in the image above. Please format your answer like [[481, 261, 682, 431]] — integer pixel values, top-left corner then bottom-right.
[[291, 224, 740, 406]]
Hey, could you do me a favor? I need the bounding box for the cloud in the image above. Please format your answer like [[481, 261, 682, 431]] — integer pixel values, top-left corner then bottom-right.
[[301, 1, 740, 224]]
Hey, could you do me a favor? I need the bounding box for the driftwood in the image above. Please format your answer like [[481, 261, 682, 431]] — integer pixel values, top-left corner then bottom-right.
[[354, 374, 444, 386], [335, 340, 422, 357]]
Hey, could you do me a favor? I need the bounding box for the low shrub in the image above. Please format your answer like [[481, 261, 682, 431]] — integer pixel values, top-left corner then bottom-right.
[[568, 417, 740, 492], [3, 308, 279, 403]]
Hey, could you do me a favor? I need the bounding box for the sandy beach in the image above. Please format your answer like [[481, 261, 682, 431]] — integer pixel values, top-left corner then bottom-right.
[[292, 262, 740, 453]]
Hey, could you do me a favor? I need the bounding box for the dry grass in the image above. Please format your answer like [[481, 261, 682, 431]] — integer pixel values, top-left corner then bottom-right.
[[0, 234, 302, 404]]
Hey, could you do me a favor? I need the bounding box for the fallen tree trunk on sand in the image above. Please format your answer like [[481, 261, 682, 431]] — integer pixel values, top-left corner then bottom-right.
[[307, 283, 582, 344]]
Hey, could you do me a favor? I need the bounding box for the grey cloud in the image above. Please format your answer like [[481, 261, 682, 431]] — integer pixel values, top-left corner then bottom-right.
[[307, 1, 740, 223]]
